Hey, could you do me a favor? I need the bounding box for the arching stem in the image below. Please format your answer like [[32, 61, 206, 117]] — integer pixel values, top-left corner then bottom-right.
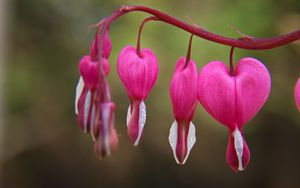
[[101, 5, 300, 50], [229, 46, 235, 76], [136, 16, 159, 57]]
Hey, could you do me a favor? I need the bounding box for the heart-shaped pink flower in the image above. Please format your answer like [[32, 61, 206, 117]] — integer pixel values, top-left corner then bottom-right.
[[294, 78, 300, 112], [75, 56, 109, 133], [198, 57, 271, 171], [169, 57, 198, 165], [117, 45, 158, 146]]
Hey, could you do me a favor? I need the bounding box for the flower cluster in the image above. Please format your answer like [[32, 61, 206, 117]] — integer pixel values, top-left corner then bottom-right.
[[74, 11, 300, 171], [75, 29, 118, 158]]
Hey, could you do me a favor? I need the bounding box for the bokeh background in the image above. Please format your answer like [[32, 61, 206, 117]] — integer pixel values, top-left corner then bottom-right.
[[1, 0, 300, 187]]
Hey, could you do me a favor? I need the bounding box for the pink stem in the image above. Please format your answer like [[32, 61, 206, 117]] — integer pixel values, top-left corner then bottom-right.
[[229, 46, 235, 76], [136, 16, 159, 57], [102, 5, 300, 50]]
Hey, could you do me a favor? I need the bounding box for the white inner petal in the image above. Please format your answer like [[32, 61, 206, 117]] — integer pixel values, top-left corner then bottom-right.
[[232, 128, 244, 171], [134, 101, 146, 146], [182, 121, 196, 164], [126, 105, 131, 127], [75, 76, 84, 114], [83, 90, 91, 134], [102, 106, 111, 156], [168, 120, 179, 164], [90, 104, 96, 141]]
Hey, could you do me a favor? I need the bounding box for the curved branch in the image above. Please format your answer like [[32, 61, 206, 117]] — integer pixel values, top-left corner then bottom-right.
[[102, 5, 300, 50]]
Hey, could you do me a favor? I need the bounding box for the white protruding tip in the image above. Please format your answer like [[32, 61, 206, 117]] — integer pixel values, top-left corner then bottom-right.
[[232, 128, 244, 171], [168, 121, 196, 165], [75, 76, 84, 114], [134, 101, 146, 146], [102, 106, 111, 156], [169, 121, 179, 164], [126, 105, 131, 127], [90, 104, 96, 141], [185, 122, 196, 164], [83, 90, 91, 134]]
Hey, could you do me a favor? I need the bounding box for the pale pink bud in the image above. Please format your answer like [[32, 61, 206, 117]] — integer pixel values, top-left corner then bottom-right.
[[90, 30, 112, 59], [169, 57, 198, 165], [294, 78, 300, 112], [94, 102, 119, 158], [117, 45, 158, 145], [198, 57, 271, 171]]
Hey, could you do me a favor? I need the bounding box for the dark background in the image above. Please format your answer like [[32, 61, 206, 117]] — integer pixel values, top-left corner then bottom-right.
[[2, 0, 300, 188]]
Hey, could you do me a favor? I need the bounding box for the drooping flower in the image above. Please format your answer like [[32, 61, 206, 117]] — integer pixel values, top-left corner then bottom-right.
[[75, 56, 109, 133], [169, 57, 198, 165], [294, 78, 300, 112], [75, 30, 112, 133], [198, 57, 271, 171], [117, 45, 158, 146]]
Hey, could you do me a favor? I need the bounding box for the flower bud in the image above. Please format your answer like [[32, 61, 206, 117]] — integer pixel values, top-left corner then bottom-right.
[[90, 30, 112, 59], [94, 102, 118, 158]]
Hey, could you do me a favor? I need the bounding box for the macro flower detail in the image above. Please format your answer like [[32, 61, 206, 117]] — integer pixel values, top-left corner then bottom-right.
[[198, 57, 271, 171], [117, 45, 158, 146], [169, 57, 198, 165], [75, 27, 118, 159], [73, 5, 300, 167], [294, 78, 300, 112], [75, 30, 112, 133], [75, 56, 109, 133]]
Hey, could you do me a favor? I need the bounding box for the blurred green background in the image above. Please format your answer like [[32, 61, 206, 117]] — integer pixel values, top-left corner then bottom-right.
[[2, 0, 300, 187]]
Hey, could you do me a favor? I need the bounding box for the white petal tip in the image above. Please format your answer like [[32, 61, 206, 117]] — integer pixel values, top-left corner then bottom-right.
[[169, 120, 179, 163], [135, 101, 146, 145], [126, 105, 131, 127], [128, 101, 146, 146], [233, 128, 244, 171], [75, 76, 84, 115], [168, 121, 196, 165]]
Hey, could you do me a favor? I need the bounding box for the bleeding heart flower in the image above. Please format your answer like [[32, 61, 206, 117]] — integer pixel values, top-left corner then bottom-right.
[[117, 45, 158, 146], [169, 57, 198, 165], [294, 78, 300, 112], [75, 30, 112, 120], [198, 57, 271, 171], [75, 56, 109, 133]]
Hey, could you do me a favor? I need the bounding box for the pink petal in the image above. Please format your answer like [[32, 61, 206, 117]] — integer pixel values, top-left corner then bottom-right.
[[117, 46, 158, 100], [294, 78, 300, 112], [235, 58, 271, 126], [79, 56, 110, 89], [198, 58, 271, 130], [170, 57, 198, 121]]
